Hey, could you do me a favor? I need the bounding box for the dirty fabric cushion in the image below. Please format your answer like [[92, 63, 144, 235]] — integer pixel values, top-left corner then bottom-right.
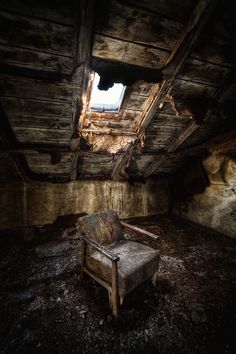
[[87, 240, 160, 297], [77, 209, 124, 245]]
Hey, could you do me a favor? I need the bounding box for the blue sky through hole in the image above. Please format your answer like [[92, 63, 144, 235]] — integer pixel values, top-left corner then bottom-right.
[[89, 73, 125, 112]]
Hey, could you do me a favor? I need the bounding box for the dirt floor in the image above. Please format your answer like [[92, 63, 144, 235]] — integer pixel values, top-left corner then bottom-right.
[[0, 215, 236, 354]]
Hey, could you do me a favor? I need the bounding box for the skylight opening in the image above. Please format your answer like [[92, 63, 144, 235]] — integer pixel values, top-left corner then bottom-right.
[[89, 73, 126, 112]]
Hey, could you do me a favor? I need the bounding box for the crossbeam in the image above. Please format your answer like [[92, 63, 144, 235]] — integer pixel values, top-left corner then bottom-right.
[[111, 0, 218, 180]]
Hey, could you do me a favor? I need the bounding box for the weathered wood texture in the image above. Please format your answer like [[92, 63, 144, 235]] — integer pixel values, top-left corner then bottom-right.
[[70, 0, 95, 180], [191, 0, 236, 67], [179, 114, 225, 149], [145, 124, 188, 150], [170, 79, 217, 99], [128, 154, 162, 176], [179, 58, 231, 86], [143, 119, 200, 176], [111, 0, 218, 180], [121, 93, 147, 112], [0, 75, 73, 146], [0, 44, 73, 74], [121, 221, 159, 240], [95, 0, 183, 50], [1, 97, 71, 120], [92, 35, 169, 69], [0, 0, 235, 181], [0, 11, 74, 57], [24, 152, 71, 175], [152, 100, 191, 117], [0, 1, 76, 179], [0, 75, 73, 102], [0, 0, 76, 25], [77, 154, 114, 178], [125, 0, 198, 23], [147, 114, 190, 132], [13, 127, 71, 146], [92, 0, 188, 69]]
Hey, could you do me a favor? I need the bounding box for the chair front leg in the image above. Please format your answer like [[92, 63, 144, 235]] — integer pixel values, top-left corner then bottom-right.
[[111, 260, 120, 318]]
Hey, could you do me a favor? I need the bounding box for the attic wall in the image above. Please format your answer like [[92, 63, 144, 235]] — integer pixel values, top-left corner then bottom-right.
[[0, 183, 24, 229], [0, 179, 169, 230], [173, 153, 236, 239]]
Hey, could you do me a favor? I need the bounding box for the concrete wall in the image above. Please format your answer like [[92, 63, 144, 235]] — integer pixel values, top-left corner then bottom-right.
[[0, 179, 169, 229], [173, 153, 236, 239]]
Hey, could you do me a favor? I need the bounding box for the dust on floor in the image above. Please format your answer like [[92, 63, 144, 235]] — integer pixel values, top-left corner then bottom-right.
[[0, 216, 235, 354]]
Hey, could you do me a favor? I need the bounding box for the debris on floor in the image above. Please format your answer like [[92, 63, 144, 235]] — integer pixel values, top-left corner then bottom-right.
[[0, 216, 235, 353]]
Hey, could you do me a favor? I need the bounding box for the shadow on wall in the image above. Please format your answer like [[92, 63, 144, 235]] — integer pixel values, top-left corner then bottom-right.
[[169, 159, 210, 203], [172, 152, 236, 239]]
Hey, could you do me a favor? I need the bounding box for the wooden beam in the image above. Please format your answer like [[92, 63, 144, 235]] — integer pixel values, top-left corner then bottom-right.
[[142, 121, 199, 177], [144, 121, 236, 178], [167, 121, 199, 153], [0, 104, 71, 182], [0, 143, 69, 154], [182, 128, 236, 155], [111, 0, 218, 180], [70, 0, 95, 180], [142, 153, 168, 178], [81, 129, 137, 137], [143, 76, 235, 177], [111, 143, 136, 179]]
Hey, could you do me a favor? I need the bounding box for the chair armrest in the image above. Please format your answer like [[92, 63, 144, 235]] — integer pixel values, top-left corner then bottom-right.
[[80, 235, 120, 262], [121, 221, 159, 241]]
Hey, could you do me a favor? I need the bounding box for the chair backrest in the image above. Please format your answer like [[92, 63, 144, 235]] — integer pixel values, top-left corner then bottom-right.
[[77, 209, 124, 245]]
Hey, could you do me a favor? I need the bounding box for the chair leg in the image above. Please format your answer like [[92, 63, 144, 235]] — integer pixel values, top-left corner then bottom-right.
[[108, 290, 112, 307], [152, 270, 159, 286], [111, 261, 120, 318], [80, 240, 86, 281]]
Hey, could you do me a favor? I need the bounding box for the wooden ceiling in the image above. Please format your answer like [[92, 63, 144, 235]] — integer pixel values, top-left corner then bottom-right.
[[0, 0, 235, 182]]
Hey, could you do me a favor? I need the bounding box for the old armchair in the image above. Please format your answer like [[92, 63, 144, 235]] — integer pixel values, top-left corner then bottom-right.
[[77, 209, 160, 317]]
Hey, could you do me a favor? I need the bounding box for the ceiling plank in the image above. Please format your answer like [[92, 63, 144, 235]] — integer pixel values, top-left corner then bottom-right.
[[92, 35, 169, 69], [143, 77, 235, 178], [111, 0, 218, 180], [143, 121, 199, 177], [143, 76, 235, 177], [94, 0, 183, 51]]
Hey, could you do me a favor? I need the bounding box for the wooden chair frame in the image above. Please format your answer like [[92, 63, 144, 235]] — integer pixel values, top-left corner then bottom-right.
[[80, 221, 159, 318]]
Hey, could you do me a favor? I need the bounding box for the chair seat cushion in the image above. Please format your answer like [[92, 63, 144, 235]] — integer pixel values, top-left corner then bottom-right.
[[86, 240, 160, 297]]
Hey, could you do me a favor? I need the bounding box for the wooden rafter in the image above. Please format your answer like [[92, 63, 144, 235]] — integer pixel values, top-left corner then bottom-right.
[[70, 0, 95, 180], [111, 0, 218, 180], [143, 121, 199, 177], [180, 128, 236, 156], [143, 76, 235, 177]]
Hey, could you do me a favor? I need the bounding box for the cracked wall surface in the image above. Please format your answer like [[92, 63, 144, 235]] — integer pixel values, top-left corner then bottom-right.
[[0, 179, 169, 229], [173, 153, 236, 239]]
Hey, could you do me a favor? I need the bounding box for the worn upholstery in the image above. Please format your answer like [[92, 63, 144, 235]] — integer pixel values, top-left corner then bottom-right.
[[86, 240, 160, 297], [77, 209, 124, 245]]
